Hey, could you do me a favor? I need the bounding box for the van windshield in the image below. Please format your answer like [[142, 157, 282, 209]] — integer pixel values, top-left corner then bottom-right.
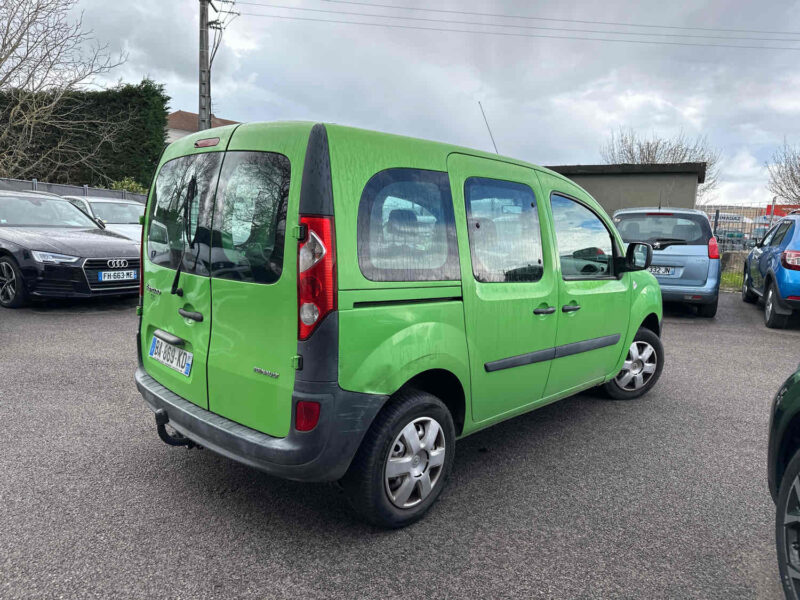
[[614, 212, 712, 246]]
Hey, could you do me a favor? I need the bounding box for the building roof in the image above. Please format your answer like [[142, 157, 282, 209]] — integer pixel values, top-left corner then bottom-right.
[[167, 110, 239, 133], [546, 162, 707, 184]]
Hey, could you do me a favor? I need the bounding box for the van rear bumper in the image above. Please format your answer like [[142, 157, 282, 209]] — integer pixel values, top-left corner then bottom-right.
[[135, 367, 388, 482]]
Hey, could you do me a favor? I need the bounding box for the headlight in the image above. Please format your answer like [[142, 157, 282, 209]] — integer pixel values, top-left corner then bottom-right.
[[30, 250, 80, 264]]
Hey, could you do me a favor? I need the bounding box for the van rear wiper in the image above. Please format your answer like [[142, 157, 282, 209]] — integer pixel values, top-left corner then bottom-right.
[[170, 177, 197, 297], [652, 237, 687, 248]]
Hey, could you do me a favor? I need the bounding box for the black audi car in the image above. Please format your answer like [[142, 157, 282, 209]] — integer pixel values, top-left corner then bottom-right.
[[0, 191, 140, 307]]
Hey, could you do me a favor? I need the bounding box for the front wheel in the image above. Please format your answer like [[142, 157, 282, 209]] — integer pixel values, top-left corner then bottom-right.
[[742, 268, 757, 303], [603, 327, 664, 400], [776, 449, 800, 599], [0, 256, 28, 308], [342, 388, 455, 528]]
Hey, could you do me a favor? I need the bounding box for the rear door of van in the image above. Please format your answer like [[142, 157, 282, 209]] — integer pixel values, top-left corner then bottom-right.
[[140, 138, 230, 409], [205, 123, 311, 438]]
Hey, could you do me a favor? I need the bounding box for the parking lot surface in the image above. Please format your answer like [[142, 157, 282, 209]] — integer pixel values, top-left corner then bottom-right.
[[2, 293, 799, 599]]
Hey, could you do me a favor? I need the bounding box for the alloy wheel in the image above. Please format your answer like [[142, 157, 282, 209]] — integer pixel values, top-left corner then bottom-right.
[[0, 262, 16, 305], [384, 417, 446, 509], [781, 475, 800, 598], [615, 340, 657, 391]]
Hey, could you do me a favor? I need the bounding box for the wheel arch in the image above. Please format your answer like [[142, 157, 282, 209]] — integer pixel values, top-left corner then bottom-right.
[[640, 312, 661, 336], [775, 413, 800, 502]]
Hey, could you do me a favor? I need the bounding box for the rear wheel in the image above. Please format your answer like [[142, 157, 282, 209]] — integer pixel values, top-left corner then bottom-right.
[[776, 449, 800, 599], [603, 327, 664, 400], [697, 297, 718, 318], [0, 256, 28, 308], [765, 282, 790, 329], [742, 268, 757, 303], [342, 388, 455, 528]]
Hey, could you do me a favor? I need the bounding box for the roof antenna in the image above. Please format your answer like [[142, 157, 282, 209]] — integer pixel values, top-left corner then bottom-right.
[[478, 101, 499, 155]]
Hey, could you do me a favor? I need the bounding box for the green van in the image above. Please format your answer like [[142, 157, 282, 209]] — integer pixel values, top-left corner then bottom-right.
[[135, 122, 663, 528]]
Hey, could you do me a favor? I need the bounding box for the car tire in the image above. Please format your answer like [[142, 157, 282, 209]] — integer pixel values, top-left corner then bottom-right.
[[776, 448, 800, 599], [603, 327, 664, 400], [765, 282, 790, 329], [742, 268, 757, 304], [0, 256, 28, 308], [342, 387, 456, 529], [697, 297, 718, 318]]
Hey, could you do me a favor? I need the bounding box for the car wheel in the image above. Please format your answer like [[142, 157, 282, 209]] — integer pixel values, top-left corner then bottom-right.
[[765, 282, 790, 329], [0, 256, 28, 308], [776, 449, 800, 599], [742, 269, 757, 303], [342, 387, 455, 529], [697, 297, 718, 318], [603, 327, 664, 400]]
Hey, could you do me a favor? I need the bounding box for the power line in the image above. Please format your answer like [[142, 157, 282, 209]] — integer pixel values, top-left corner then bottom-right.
[[236, 1, 800, 42], [322, 0, 800, 37], [237, 11, 800, 50]]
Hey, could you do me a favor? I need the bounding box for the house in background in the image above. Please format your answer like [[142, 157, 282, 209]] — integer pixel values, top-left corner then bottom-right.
[[166, 110, 239, 142]]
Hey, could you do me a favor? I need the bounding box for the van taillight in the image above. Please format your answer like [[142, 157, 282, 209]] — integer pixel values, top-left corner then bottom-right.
[[297, 215, 336, 340], [782, 250, 800, 271], [708, 237, 720, 259]]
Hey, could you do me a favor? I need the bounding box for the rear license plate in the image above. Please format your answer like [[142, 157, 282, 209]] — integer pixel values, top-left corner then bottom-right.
[[149, 336, 193, 376], [98, 270, 137, 281], [649, 266, 674, 275]]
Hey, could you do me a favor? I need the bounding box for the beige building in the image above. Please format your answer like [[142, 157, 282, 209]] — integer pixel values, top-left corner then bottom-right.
[[166, 110, 239, 143], [546, 163, 706, 216]]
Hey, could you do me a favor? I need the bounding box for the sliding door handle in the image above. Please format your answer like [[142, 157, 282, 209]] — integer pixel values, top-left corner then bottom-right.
[[533, 306, 556, 315], [562, 304, 581, 313], [178, 308, 203, 322]]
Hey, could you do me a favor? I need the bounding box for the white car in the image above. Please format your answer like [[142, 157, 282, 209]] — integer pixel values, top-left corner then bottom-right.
[[63, 196, 144, 242]]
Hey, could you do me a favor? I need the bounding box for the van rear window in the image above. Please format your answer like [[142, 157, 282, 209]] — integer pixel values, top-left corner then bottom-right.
[[357, 168, 459, 282], [614, 212, 712, 246]]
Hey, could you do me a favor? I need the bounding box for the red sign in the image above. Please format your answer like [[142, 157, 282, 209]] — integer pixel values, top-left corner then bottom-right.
[[767, 204, 800, 217]]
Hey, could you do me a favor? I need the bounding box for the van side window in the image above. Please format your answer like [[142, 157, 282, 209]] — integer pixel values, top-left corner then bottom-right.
[[210, 151, 291, 285], [550, 194, 614, 279], [357, 168, 459, 281], [464, 177, 543, 283], [147, 152, 222, 276]]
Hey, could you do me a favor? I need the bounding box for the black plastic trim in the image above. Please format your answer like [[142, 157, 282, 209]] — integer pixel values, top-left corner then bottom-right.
[[299, 123, 333, 216], [296, 311, 339, 382], [153, 329, 184, 346], [353, 296, 462, 309], [484, 333, 622, 372]]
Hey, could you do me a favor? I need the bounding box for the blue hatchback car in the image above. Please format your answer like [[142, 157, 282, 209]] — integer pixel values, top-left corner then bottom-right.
[[742, 212, 800, 328], [613, 208, 721, 317]]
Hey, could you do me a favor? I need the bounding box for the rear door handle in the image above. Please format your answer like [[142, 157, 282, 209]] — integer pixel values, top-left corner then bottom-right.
[[178, 308, 203, 322], [153, 329, 185, 346], [533, 306, 556, 315], [562, 304, 581, 313]]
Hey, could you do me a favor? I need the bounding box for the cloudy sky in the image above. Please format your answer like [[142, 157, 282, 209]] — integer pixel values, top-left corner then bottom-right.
[[78, 0, 800, 205]]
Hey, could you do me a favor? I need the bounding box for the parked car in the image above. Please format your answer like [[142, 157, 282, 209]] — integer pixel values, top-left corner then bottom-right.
[[613, 208, 721, 317], [742, 213, 800, 328], [767, 366, 800, 598], [0, 191, 140, 307], [135, 122, 664, 528], [63, 196, 144, 242]]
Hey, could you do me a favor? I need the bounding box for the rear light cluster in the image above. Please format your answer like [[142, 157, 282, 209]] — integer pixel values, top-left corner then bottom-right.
[[297, 215, 336, 341], [708, 236, 720, 260], [782, 250, 800, 271], [295, 400, 321, 431]]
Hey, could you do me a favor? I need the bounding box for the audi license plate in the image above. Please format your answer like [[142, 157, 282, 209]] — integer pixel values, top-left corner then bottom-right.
[[149, 336, 193, 376], [649, 266, 674, 275], [98, 269, 137, 282]]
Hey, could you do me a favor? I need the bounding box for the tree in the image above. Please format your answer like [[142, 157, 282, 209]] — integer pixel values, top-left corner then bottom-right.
[[0, 0, 125, 181], [767, 140, 800, 203], [600, 128, 720, 201]]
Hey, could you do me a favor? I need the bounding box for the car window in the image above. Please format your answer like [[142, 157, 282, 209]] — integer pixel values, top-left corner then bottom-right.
[[551, 194, 614, 279], [0, 195, 99, 228], [464, 177, 543, 283], [761, 224, 780, 246], [90, 201, 144, 224], [147, 152, 222, 276], [357, 168, 459, 281], [613, 212, 711, 245], [770, 221, 792, 247], [210, 151, 291, 284]]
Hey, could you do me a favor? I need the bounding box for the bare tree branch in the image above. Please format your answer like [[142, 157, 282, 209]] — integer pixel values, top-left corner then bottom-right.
[[600, 128, 720, 201], [767, 140, 800, 203]]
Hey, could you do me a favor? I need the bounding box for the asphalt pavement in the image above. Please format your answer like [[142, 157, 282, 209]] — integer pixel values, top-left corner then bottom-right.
[[2, 292, 799, 599]]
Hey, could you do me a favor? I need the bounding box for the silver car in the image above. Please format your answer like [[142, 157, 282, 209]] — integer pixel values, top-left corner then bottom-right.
[[63, 196, 144, 243]]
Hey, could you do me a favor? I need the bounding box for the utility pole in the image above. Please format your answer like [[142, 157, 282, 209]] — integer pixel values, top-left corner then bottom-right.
[[198, 0, 212, 131]]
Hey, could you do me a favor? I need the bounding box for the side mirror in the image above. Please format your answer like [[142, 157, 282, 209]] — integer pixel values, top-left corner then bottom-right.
[[618, 242, 652, 273], [94, 217, 106, 229]]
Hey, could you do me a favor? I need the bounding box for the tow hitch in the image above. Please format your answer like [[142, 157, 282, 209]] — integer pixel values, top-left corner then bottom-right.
[[154, 409, 201, 449]]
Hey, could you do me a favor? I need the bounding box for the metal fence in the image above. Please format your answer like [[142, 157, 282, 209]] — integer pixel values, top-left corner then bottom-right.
[[0, 177, 147, 203], [703, 203, 800, 289]]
